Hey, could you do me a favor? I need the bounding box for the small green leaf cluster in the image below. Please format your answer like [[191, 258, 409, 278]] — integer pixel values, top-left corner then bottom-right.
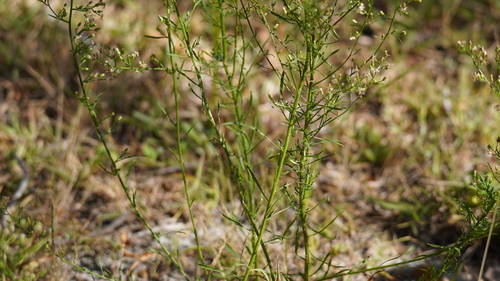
[[0, 208, 48, 281], [454, 40, 500, 281]]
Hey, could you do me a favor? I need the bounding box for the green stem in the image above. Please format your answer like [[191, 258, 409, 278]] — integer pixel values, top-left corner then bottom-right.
[[478, 191, 500, 280], [166, 0, 205, 270], [66, 1, 189, 279], [242, 53, 310, 281]]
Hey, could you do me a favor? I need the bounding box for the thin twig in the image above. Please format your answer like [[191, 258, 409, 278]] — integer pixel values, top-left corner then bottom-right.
[[477, 193, 499, 281]]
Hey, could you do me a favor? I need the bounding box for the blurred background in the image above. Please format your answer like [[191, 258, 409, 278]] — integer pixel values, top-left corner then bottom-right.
[[1, 0, 500, 279]]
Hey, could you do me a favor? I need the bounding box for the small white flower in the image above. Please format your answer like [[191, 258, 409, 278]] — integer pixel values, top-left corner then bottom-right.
[[85, 17, 95, 25], [357, 3, 365, 14], [400, 3, 408, 14], [370, 66, 380, 75], [138, 61, 148, 69], [473, 72, 486, 82]]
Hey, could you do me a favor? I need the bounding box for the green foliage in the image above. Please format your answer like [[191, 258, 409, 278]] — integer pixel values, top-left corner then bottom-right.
[[420, 170, 500, 280], [456, 40, 500, 281], [0, 210, 48, 280], [35, 0, 416, 279]]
